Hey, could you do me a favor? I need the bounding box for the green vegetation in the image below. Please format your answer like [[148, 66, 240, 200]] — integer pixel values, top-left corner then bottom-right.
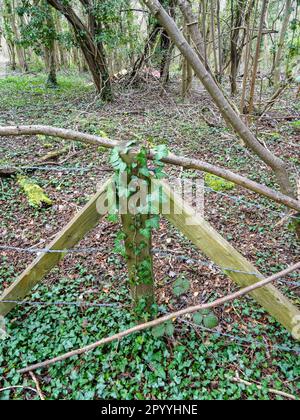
[[205, 174, 235, 192], [0, 74, 91, 109], [0, 273, 299, 400], [291, 120, 300, 131], [17, 176, 53, 207], [0, 62, 299, 400]]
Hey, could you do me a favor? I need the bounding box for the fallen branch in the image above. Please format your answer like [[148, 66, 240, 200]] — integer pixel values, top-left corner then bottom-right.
[[18, 262, 300, 374], [259, 84, 289, 119], [231, 372, 297, 400], [39, 147, 68, 163], [29, 371, 46, 400], [0, 125, 299, 212], [0, 385, 40, 395], [0, 167, 17, 178]]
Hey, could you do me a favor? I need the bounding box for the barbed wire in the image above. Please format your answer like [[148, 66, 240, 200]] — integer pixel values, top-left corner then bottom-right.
[[153, 249, 300, 287], [0, 299, 121, 309], [0, 244, 299, 287], [169, 175, 299, 221], [1, 165, 299, 221], [0, 246, 104, 254], [180, 318, 300, 355], [0, 165, 114, 173], [0, 165, 91, 173]]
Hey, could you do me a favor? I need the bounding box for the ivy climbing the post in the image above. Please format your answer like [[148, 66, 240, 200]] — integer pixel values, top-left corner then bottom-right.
[[109, 140, 168, 315]]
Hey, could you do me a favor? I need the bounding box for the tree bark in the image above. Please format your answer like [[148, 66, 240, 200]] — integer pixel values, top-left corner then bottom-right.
[[142, 0, 295, 199], [240, 0, 258, 113], [177, 0, 206, 62], [181, 24, 193, 97], [248, 0, 269, 115], [46, 0, 112, 100], [230, 0, 255, 96], [272, 0, 293, 88], [45, 3, 57, 87], [54, 11, 67, 67], [216, 0, 223, 79], [3, 0, 28, 71], [210, 0, 218, 76]]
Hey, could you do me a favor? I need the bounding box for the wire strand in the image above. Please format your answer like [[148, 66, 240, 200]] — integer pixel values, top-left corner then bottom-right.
[[0, 245, 299, 286], [0, 299, 121, 309]]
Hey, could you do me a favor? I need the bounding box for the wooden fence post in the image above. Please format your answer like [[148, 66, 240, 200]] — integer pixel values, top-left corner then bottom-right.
[[119, 147, 155, 310], [156, 179, 300, 337]]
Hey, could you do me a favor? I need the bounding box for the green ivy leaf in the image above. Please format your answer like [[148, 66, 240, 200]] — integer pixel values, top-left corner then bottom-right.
[[138, 167, 151, 177], [155, 364, 166, 380], [152, 324, 165, 338], [165, 321, 175, 337], [140, 228, 151, 239], [200, 309, 211, 316], [145, 216, 160, 229], [153, 144, 169, 161], [107, 214, 119, 223], [110, 148, 120, 164]]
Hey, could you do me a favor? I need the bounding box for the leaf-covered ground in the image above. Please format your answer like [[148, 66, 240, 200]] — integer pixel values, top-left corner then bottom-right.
[[0, 72, 299, 400]]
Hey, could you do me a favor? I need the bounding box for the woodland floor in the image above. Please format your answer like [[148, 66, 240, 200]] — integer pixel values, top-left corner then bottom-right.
[[0, 70, 299, 400]]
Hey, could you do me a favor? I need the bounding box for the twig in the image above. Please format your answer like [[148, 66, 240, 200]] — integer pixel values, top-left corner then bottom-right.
[[259, 84, 288, 120], [29, 371, 46, 400], [0, 385, 39, 395], [18, 262, 300, 374], [0, 125, 299, 211], [232, 372, 297, 400]]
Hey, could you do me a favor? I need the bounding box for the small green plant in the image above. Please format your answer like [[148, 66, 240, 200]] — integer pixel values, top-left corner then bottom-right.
[[291, 120, 300, 131], [193, 309, 219, 329], [17, 176, 53, 207], [267, 132, 281, 141], [288, 213, 300, 234], [152, 321, 175, 338], [205, 174, 235, 192], [173, 277, 190, 297]]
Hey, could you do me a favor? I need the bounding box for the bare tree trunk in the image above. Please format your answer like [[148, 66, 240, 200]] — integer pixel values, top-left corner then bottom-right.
[[177, 0, 205, 62], [201, 0, 208, 68], [160, 29, 173, 79], [14, 2, 29, 71], [177, 0, 219, 83], [45, 4, 57, 87], [54, 11, 67, 67], [230, 0, 256, 96], [248, 0, 269, 116], [230, 0, 245, 95], [240, 0, 258, 113], [210, 0, 218, 75], [3, 0, 27, 71], [181, 24, 192, 98], [272, 0, 293, 88], [7, 43, 16, 70], [216, 0, 223, 80], [46, 0, 112, 100], [142, 0, 295, 198], [160, 41, 175, 90]]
